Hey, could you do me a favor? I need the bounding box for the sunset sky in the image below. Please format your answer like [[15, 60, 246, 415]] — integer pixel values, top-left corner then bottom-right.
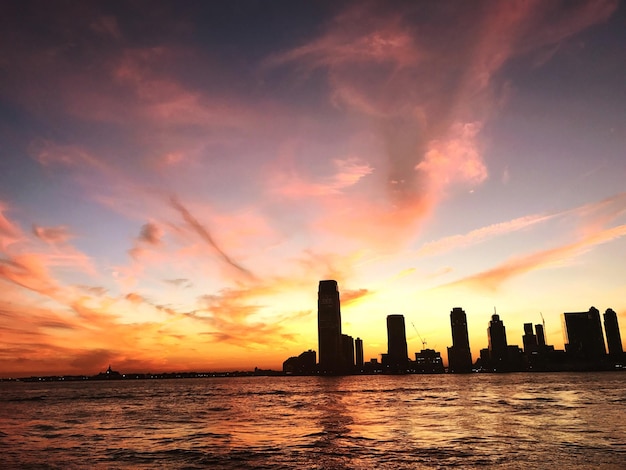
[[1, 0, 625, 377]]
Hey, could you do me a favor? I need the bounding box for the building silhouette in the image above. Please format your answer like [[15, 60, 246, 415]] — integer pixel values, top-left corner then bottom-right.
[[283, 350, 316, 375], [535, 323, 546, 348], [342, 334, 355, 371], [563, 307, 606, 362], [487, 313, 508, 370], [447, 307, 473, 373], [284, 280, 624, 376], [603, 308, 623, 359], [385, 314, 409, 371], [522, 323, 538, 354], [317, 280, 343, 374], [414, 349, 445, 373], [355, 337, 364, 369]]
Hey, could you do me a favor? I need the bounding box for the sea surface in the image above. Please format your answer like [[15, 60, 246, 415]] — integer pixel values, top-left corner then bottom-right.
[[1, 372, 625, 469]]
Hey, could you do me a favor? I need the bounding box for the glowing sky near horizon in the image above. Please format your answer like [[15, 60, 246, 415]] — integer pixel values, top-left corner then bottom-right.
[[1, 0, 625, 376]]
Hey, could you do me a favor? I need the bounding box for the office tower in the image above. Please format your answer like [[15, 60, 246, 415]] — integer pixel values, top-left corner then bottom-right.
[[563, 306, 606, 361], [488, 314, 508, 368], [522, 322, 538, 353], [355, 337, 364, 368], [342, 334, 355, 370], [604, 308, 624, 358], [386, 314, 409, 370], [447, 307, 473, 373], [535, 324, 546, 348], [318, 280, 342, 374]]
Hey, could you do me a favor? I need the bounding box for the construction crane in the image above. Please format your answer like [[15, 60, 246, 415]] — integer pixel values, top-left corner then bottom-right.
[[411, 322, 427, 350]]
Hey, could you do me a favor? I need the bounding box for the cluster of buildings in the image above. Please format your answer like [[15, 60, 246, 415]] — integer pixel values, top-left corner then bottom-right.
[[283, 280, 625, 375]]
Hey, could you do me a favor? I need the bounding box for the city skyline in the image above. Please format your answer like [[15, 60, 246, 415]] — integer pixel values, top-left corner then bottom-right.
[[286, 280, 624, 375], [1, 1, 626, 377]]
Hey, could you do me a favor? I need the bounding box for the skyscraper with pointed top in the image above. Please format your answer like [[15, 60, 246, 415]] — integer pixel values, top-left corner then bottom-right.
[[488, 313, 508, 368]]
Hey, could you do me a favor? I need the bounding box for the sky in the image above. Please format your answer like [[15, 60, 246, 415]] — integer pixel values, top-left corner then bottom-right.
[[1, 0, 625, 377]]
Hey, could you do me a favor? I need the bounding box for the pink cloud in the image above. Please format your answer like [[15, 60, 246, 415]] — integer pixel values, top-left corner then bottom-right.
[[170, 197, 256, 280], [417, 213, 556, 257], [89, 15, 122, 40], [270, 156, 373, 198], [416, 122, 488, 196], [32, 225, 74, 244], [266, 0, 618, 231]]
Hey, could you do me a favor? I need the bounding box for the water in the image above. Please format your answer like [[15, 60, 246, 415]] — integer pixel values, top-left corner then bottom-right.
[[1, 373, 625, 469]]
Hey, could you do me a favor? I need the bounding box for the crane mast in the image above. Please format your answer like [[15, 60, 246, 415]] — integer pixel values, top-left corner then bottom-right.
[[411, 322, 427, 350]]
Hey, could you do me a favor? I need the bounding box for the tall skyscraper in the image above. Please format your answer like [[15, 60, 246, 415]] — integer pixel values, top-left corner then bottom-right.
[[604, 308, 623, 359], [488, 314, 508, 368], [317, 280, 342, 374], [355, 337, 364, 368], [342, 334, 355, 370], [386, 314, 409, 370], [447, 307, 473, 373], [522, 322, 538, 354], [535, 323, 546, 348], [563, 306, 606, 361]]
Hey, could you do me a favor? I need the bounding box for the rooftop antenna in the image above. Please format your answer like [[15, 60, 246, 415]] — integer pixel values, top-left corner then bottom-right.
[[411, 322, 427, 350]]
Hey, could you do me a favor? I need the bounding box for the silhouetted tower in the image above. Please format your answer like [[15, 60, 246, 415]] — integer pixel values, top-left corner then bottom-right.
[[488, 313, 508, 369], [522, 322, 538, 353], [355, 337, 364, 368], [318, 280, 342, 374], [447, 307, 473, 373], [535, 324, 546, 348], [386, 314, 409, 370], [604, 308, 623, 359], [342, 334, 355, 370], [563, 306, 606, 361]]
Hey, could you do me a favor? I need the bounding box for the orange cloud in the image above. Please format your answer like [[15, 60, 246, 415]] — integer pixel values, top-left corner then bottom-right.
[[0, 254, 60, 297], [443, 224, 626, 292], [342, 288, 373, 306]]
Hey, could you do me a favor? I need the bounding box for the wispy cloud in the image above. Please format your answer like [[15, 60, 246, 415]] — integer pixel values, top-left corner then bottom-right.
[[267, 0, 618, 226], [170, 196, 255, 280], [342, 288, 373, 306], [271, 156, 373, 198], [32, 225, 74, 244], [418, 213, 555, 257], [0, 1, 621, 375], [443, 224, 626, 292], [0, 203, 22, 251]]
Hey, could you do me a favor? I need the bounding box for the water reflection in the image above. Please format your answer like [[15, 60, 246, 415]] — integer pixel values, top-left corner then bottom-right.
[[0, 374, 625, 469], [311, 377, 353, 468]]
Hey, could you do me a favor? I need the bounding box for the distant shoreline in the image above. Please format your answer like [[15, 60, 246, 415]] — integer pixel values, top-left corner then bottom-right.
[[3, 365, 624, 383]]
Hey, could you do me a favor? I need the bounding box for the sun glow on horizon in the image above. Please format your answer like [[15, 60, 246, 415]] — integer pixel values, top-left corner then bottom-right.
[[1, 1, 625, 377]]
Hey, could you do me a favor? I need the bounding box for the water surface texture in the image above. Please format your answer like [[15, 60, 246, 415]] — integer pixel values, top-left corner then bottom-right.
[[1, 373, 625, 469]]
